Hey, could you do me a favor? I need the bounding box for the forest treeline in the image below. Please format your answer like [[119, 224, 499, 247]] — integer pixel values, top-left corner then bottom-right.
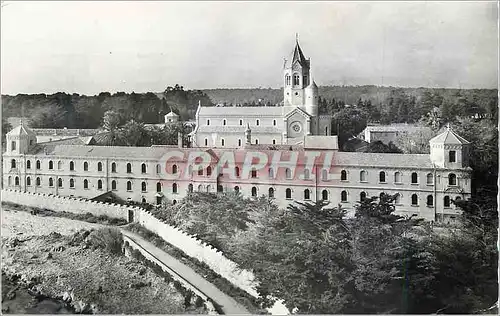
[[2, 85, 497, 129]]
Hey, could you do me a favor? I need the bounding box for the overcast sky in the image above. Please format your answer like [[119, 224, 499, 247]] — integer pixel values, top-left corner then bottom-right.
[[1, 1, 498, 95]]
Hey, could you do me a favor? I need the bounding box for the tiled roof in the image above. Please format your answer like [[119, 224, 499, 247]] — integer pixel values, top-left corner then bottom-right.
[[333, 152, 434, 169], [196, 126, 283, 134], [364, 124, 431, 133], [165, 111, 178, 117], [31, 128, 100, 136], [198, 106, 285, 117], [7, 124, 36, 137], [429, 128, 470, 144]]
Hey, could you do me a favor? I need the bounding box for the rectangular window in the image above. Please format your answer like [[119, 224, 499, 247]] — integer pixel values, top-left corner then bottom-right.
[[11, 141, 16, 151], [449, 151, 456, 163]]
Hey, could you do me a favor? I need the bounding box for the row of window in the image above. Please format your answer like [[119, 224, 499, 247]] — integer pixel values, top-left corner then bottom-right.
[[9, 159, 460, 186], [7, 176, 180, 193], [206, 119, 278, 127], [204, 138, 275, 147], [17, 159, 179, 175]]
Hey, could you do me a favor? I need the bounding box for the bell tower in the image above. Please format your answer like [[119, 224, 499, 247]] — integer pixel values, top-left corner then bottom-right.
[[283, 35, 311, 109]]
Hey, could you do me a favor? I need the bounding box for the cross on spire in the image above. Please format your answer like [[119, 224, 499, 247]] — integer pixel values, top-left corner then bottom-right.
[[296, 33, 299, 42], [446, 123, 451, 130]]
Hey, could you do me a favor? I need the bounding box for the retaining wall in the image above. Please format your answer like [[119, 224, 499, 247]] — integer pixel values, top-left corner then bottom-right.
[[1, 189, 290, 315]]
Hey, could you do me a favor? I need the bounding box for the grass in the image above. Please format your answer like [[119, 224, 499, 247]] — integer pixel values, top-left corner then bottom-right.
[[2, 202, 128, 226], [124, 223, 269, 314]]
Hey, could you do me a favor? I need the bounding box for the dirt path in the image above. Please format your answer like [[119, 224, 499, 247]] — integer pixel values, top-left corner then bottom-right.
[[122, 229, 251, 315]]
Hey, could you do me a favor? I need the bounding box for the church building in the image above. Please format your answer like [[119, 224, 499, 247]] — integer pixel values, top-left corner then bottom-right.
[[192, 39, 334, 148]]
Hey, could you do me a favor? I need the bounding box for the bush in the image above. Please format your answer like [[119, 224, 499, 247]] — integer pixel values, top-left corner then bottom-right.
[[86, 228, 123, 255]]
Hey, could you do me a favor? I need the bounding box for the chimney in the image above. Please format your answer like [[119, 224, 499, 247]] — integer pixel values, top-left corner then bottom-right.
[[177, 132, 183, 148]]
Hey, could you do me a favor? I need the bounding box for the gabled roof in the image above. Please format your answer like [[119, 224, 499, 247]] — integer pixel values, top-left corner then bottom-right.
[[429, 127, 470, 145], [165, 111, 178, 117], [6, 124, 36, 137], [284, 106, 311, 119]]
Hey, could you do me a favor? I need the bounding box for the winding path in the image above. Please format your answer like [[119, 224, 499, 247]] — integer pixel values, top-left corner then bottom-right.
[[120, 229, 250, 315]]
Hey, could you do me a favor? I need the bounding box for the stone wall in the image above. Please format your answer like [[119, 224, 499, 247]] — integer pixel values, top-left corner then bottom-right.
[[1, 189, 132, 221], [1, 189, 290, 315]]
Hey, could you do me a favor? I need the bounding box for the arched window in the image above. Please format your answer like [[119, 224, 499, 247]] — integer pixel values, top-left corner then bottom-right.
[[223, 119, 227, 126], [49, 177, 54, 187], [142, 197, 146, 203], [444, 196, 451, 207], [58, 178, 63, 188], [84, 162, 89, 171], [448, 173, 457, 186], [360, 192, 367, 201], [206, 119, 210, 125], [97, 162, 103, 172], [127, 163, 132, 173], [206, 185, 210, 192], [268, 187, 274, 198], [198, 184, 203, 192], [360, 170, 367, 182], [221, 139, 225, 146], [36, 177, 41, 186], [394, 172, 402, 183], [173, 183, 178, 194], [207, 166, 212, 176], [11, 159, 16, 169], [111, 180, 116, 190], [273, 119, 277, 126], [111, 162, 116, 173], [303, 169, 310, 180], [11, 141, 16, 151], [69, 161, 74, 171], [341, 190, 348, 202], [57, 161, 62, 169], [235, 166, 240, 177], [26, 160, 31, 169], [272, 139, 276, 145], [255, 139, 259, 145], [156, 196, 162, 205], [198, 167, 203, 176], [395, 193, 401, 204], [36, 160, 41, 170], [426, 173, 434, 185], [141, 163, 147, 174], [251, 168, 257, 178], [286, 188, 292, 199], [341, 170, 347, 181], [8, 176, 11, 186], [204, 138, 208, 146], [141, 181, 147, 192], [238, 139, 242, 147], [188, 183, 193, 193], [322, 169, 328, 181], [325, 126, 328, 135], [285, 74, 291, 86], [285, 168, 292, 179], [379, 171, 386, 183], [411, 172, 418, 184], [156, 164, 161, 174], [127, 181, 132, 191], [156, 182, 162, 192], [234, 186, 239, 193], [172, 200, 177, 205], [172, 164, 178, 174], [293, 74, 300, 85], [411, 194, 418, 206], [256, 119, 260, 126], [84, 179, 89, 189], [304, 189, 311, 200], [97, 180, 102, 190], [239, 119, 243, 126], [14, 176, 19, 186], [251, 187, 257, 197], [49, 161, 54, 170], [322, 190, 328, 201], [268, 167, 274, 179], [427, 195, 434, 206], [70, 178, 74, 188]]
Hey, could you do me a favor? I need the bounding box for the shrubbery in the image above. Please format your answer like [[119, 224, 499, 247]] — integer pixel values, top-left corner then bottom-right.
[[86, 228, 123, 255]]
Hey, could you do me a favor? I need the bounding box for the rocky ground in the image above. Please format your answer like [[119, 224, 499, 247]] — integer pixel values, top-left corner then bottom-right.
[[1, 208, 207, 314]]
